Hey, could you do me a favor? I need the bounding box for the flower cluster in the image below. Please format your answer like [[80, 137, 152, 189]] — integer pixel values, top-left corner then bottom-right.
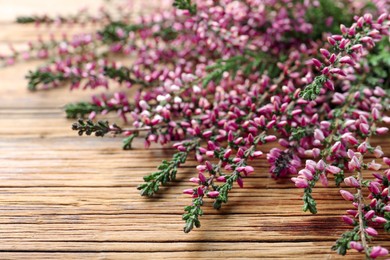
[[3, 0, 390, 258]]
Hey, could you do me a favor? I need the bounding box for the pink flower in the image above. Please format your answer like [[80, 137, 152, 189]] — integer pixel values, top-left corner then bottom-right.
[[376, 127, 389, 135], [189, 177, 200, 184], [377, 13, 388, 24], [370, 246, 388, 258], [183, 189, 194, 195], [316, 160, 325, 171], [207, 191, 220, 198], [320, 48, 330, 58], [328, 36, 336, 45], [312, 58, 322, 68], [291, 177, 309, 188], [299, 169, 313, 180], [197, 187, 204, 196], [198, 172, 207, 183], [357, 142, 367, 153], [365, 227, 378, 236], [264, 135, 277, 142], [349, 241, 363, 252], [342, 215, 355, 225], [339, 56, 354, 65], [340, 190, 355, 201], [373, 217, 387, 223], [326, 165, 341, 174], [216, 176, 226, 182], [244, 166, 255, 175], [368, 160, 381, 171], [319, 173, 328, 187], [369, 182, 381, 195], [384, 157, 390, 166], [236, 177, 244, 188], [314, 129, 325, 141], [374, 146, 384, 158], [252, 151, 263, 158], [324, 79, 334, 91], [359, 123, 370, 134], [348, 156, 361, 171], [364, 210, 375, 220], [344, 176, 360, 188], [330, 141, 341, 153]]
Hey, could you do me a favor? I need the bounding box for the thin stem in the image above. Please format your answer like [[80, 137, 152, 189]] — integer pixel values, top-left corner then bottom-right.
[[357, 170, 369, 257]]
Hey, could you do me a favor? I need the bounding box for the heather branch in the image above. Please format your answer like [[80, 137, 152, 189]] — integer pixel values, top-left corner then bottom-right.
[[301, 13, 389, 100], [138, 139, 200, 197]]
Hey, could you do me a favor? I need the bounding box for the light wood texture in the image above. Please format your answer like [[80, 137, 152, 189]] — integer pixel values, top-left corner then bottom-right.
[[0, 1, 389, 259]]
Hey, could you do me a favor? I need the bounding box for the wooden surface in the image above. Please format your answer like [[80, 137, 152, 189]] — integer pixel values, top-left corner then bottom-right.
[[1, 1, 390, 259]]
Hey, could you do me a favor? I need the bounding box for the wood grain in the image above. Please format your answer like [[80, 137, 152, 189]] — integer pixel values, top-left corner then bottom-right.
[[0, 1, 389, 259]]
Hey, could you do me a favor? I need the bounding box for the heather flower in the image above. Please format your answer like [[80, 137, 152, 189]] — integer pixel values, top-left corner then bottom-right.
[[344, 177, 360, 188], [349, 241, 364, 252], [340, 190, 355, 201], [370, 246, 388, 258], [365, 227, 378, 236]]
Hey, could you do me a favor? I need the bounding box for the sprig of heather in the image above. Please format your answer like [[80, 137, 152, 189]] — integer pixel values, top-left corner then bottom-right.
[[183, 132, 270, 233], [332, 150, 390, 259], [65, 92, 133, 120], [301, 13, 389, 100]]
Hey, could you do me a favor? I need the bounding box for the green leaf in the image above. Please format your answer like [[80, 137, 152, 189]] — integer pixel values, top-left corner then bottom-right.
[[173, 0, 197, 15], [122, 134, 137, 150]]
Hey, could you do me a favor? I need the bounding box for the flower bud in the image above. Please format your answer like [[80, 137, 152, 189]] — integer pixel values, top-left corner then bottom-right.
[[316, 160, 325, 171], [244, 166, 255, 175], [374, 146, 384, 158], [324, 79, 334, 91], [329, 53, 337, 63], [376, 127, 389, 135], [264, 135, 277, 142], [340, 190, 355, 201], [344, 176, 360, 188], [370, 246, 388, 258], [357, 142, 367, 153], [237, 177, 244, 188], [349, 241, 363, 252], [291, 177, 309, 188], [365, 227, 378, 236], [312, 58, 322, 68], [327, 165, 341, 174], [198, 172, 207, 183], [320, 48, 330, 58], [189, 177, 200, 184], [327, 36, 336, 45], [207, 191, 220, 198], [183, 189, 194, 195], [339, 56, 354, 65], [373, 217, 387, 223], [364, 210, 375, 220], [342, 215, 355, 225]]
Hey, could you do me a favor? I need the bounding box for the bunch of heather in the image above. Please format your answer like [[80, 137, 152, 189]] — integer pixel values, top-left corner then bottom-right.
[[2, 0, 389, 258]]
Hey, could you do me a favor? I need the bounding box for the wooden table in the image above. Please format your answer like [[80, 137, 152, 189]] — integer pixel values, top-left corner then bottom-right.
[[0, 1, 389, 259]]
